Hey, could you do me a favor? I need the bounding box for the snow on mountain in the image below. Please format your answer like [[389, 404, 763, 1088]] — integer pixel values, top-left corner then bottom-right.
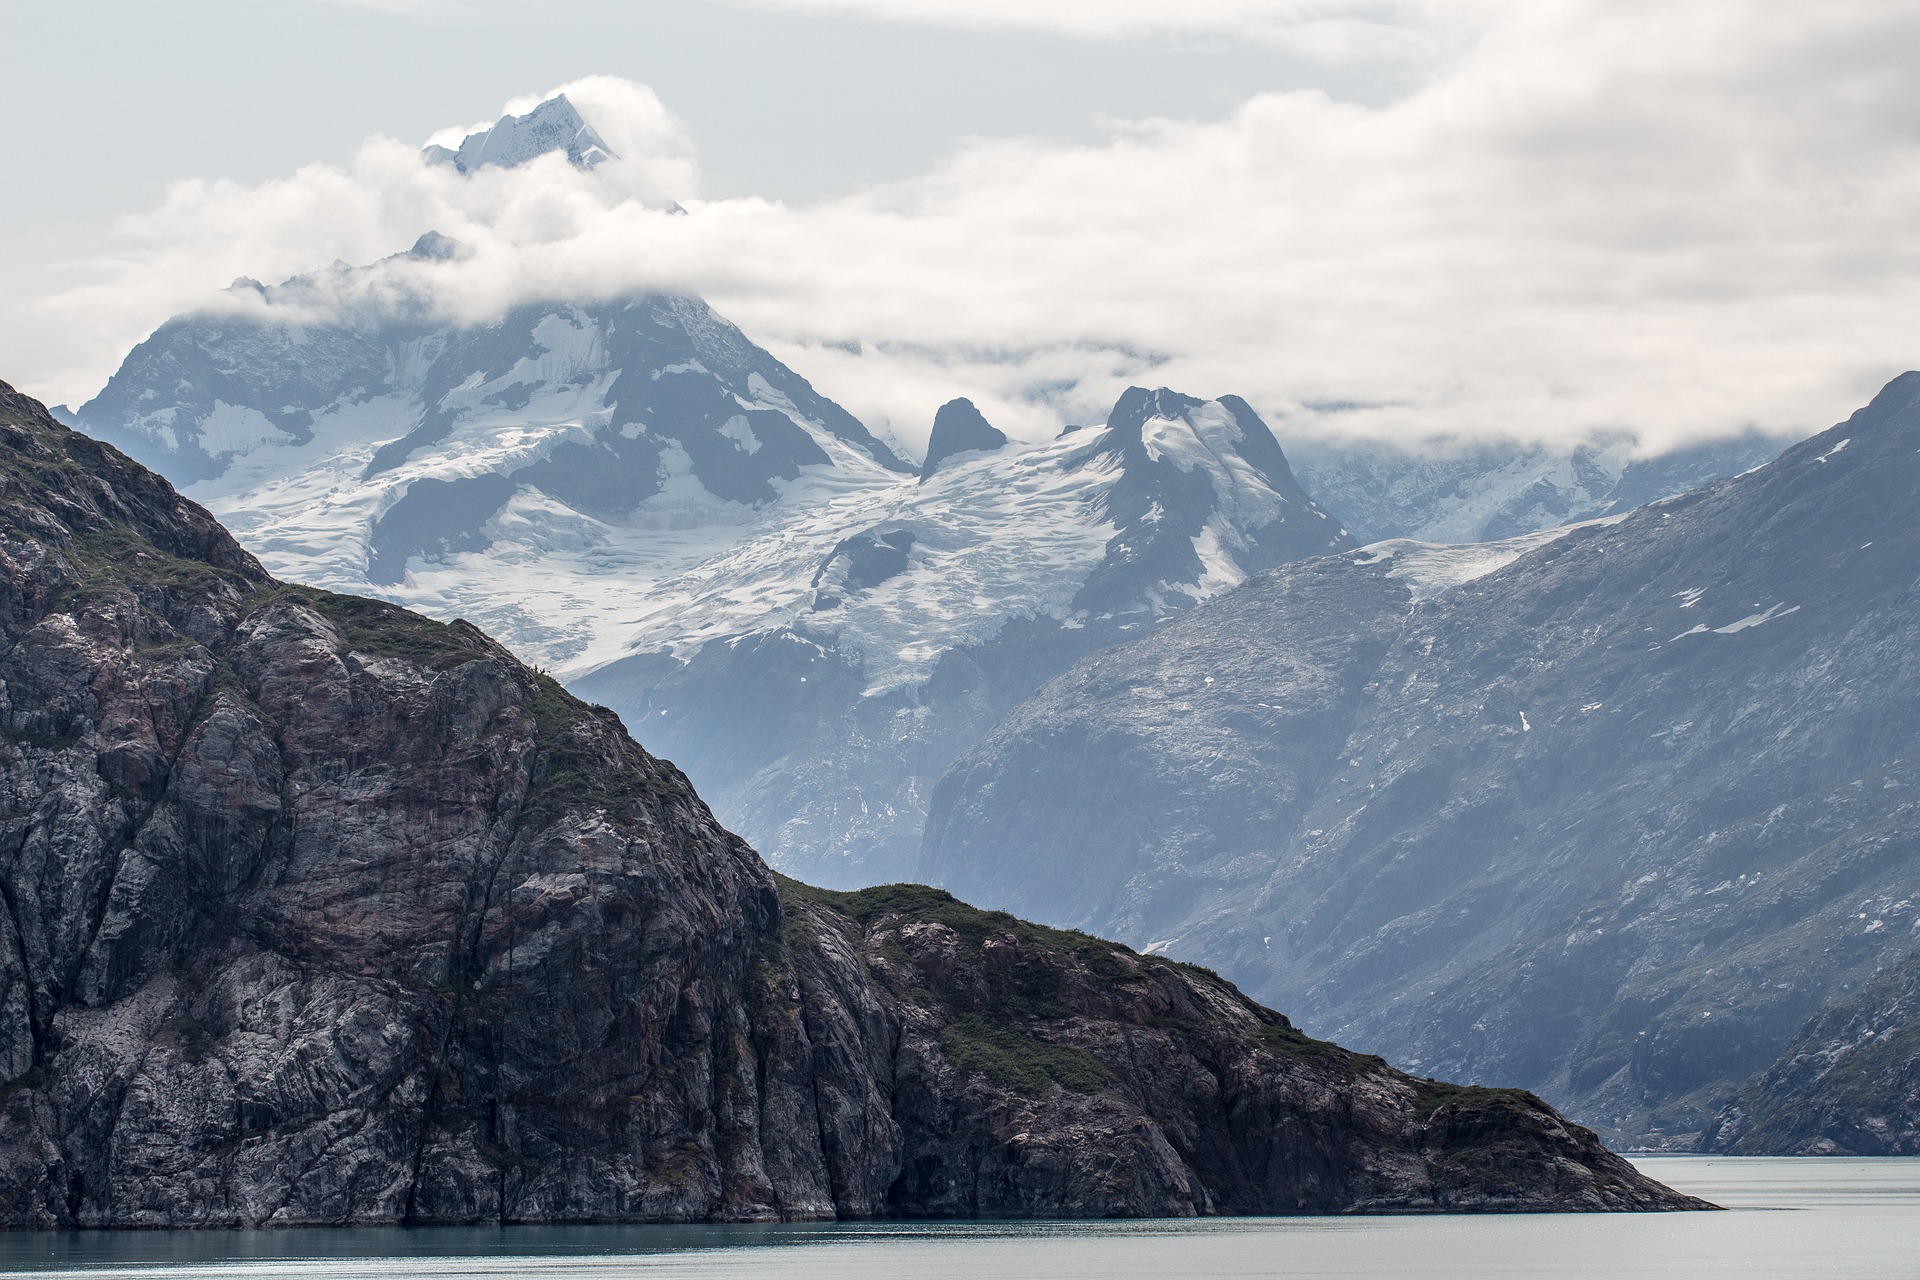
[[73, 236, 911, 668], [917, 372, 1920, 1148], [422, 94, 617, 173]]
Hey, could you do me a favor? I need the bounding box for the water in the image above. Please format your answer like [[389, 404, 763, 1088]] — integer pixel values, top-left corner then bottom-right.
[[1, 1158, 1915, 1279]]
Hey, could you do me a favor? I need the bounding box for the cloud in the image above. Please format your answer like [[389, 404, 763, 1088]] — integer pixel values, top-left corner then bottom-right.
[[306, 0, 469, 15], [31, 2, 1920, 454], [728, 0, 1456, 57]]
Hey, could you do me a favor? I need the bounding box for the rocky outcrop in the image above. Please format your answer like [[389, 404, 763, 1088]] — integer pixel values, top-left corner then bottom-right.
[[1705, 948, 1920, 1155], [919, 398, 1007, 479], [920, 373, 1920, 1148], [0, 382, 1700, 1224]]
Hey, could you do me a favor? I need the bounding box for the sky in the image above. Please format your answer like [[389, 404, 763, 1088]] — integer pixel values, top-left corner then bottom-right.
[[5, 0, 1920, 454]]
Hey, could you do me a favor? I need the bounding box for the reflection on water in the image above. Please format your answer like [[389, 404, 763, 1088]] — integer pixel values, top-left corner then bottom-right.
[[1, 1157, 1915, 1279]]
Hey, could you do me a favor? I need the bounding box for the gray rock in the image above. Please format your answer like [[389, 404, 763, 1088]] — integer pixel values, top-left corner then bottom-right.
[[576, 387, 1357, 888], [920, 398, 1008, 480]]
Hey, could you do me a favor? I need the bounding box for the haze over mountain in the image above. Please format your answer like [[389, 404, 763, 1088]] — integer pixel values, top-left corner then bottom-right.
[[919, 374, 1920, 1148]]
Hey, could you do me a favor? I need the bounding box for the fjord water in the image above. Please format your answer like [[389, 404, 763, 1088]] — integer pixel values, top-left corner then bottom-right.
[[2, 1159, 1913, 1279]]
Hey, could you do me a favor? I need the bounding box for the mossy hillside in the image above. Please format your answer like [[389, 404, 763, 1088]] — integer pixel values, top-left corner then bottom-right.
[[270, 584, 491, 671], [519, 670, 696, 821], [1259, 1020, 1386, 1079], [939, 1013, 1112, 1096], [1410, 1079, 1540, 1120]]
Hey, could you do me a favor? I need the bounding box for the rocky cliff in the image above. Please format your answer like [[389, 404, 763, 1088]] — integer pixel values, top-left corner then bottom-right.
[[921, 373, 1920, 1148], [0, 382, 1698, 1224]]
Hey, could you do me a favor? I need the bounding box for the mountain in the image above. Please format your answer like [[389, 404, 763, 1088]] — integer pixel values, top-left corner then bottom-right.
[[919, 373, 1920, 1148], [573, 386, 1358, 885], [422, 94, 617, 172], [1704, 947, 1920, 1155], [0, 381, 1699, 1224], [70, 238, 908, 669], [919, 397, 1007, 479], [1288, 430, 1789, 544]]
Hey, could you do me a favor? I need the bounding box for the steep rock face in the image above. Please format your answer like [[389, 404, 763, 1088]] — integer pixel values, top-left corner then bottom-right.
[[73, 249, 906, 623], [1705, 948, 1920, 1155], [919, 398, 1007, 479], [0, 383, 1699, 1224], [922, 374, 1920, 1147], [761, 883, 1698, 1216]]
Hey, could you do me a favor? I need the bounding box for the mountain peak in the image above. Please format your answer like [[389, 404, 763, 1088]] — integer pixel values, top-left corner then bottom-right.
[[423, 94, 618, 174], [919, 397, 1008, 480]]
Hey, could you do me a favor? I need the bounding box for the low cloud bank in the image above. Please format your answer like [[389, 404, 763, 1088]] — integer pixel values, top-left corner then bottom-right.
[[34, 2, 1920, 454]]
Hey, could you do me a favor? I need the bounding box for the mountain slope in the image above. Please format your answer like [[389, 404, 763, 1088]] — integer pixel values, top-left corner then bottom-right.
[[0, 382, 1696, 1224], [921, 373, 1920, 1147], [1705, 947, 1920, 1155]]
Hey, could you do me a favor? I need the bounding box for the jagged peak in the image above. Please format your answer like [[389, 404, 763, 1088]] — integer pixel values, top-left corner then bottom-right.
[[423, 94, 618, 175], [919, 398, 1009, 480]]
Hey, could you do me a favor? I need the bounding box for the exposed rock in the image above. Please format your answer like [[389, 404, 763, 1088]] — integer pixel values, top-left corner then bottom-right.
[[578, 387, 1358, 888], [0, 382, 1700, 1224], [919, 399, 1008, 480]]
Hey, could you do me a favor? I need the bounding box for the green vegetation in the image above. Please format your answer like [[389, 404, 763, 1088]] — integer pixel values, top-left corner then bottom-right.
[[519, 671, 690, 818], [276, 585, 489, 670], [1410, 1079, 1537, 1118], [1258, 1020, 1392, 1079], [776, 878, 1112, 960], [939, 1014, 1111, 1097]]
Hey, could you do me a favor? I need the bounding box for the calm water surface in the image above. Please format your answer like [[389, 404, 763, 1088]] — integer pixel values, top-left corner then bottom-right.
[[2, 1158, 1915, 1279]]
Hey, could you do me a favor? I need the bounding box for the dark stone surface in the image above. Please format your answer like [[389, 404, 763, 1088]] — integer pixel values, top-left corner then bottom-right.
[[0, 382, 1698, 1224], [920, 399, 1008, 479], [76, 270, 909, 587], [921, 374, 1920, 1148]]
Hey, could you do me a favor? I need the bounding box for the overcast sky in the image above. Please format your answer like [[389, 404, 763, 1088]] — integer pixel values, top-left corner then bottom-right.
[[7, 0, 1919, 453]]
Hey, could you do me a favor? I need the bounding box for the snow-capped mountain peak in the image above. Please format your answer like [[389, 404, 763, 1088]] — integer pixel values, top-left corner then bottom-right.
[[423, 94, 617, 173]]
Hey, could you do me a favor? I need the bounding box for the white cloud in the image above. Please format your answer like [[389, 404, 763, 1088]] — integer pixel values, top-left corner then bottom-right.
[[730, 0, 1454, 55], [29, 2, 1920, 453]]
